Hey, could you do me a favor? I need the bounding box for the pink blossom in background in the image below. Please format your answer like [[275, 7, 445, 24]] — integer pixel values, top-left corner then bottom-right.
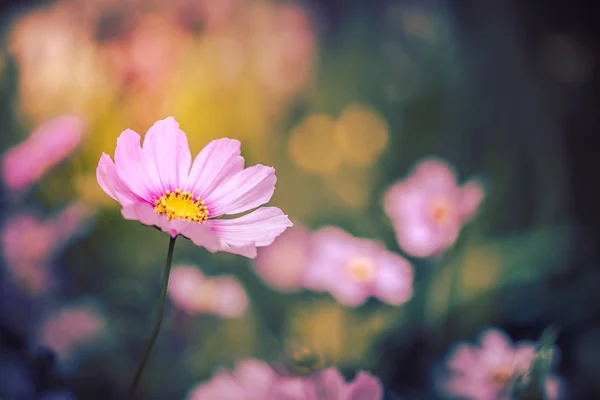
[[270, 367, 383, 400], [2, 115, 85, 192], [96, 116, 292, 257], [438, 328, 565, 400], [186, 359, 383, 400], [100, 14, 190, 94], [167, 265, 206, 313], [254, 3, 316, 100], [383, 158, 484, 258], [304, 227, 413, 307], [211, 275, 249, 318], [168, 265, 248, 318], [253, 225, 311, 292], [1, 202, 95, 296], [38, 304, 106, 362], [187, 359, 281, 400]]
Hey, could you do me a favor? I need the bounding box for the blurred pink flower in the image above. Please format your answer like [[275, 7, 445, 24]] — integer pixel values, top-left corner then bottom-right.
[[100, 14, 190, 94], [187, 359, 280, 399], [168, 265, 248, 318], [438, 328, 564, 400], [187, 359, 383, 400], [304, 227, 413, 307], [253, 225, 310, 292], [38, 304, 106, 361], [383, 158, 484, 258], [1, 202, 94, 296], [254, 4, 316, 100], [2, 115, 85, 192], [96, 116, 292, 258], [271, 367, 383, 400]]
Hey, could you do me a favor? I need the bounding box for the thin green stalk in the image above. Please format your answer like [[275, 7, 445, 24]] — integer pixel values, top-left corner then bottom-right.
[[127, 235, 177, 399]]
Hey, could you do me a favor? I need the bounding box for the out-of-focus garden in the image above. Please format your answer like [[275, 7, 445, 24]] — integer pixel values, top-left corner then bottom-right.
[[1, 0, 599, 399]]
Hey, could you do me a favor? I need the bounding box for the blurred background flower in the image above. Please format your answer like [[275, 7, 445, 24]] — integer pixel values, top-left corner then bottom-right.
[[0, 0, 599, 398]]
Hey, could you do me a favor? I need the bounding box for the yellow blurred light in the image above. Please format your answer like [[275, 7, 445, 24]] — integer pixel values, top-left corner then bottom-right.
[[288, 114, 341, 175], [9, 7, 116, 123], [285, 299, 397, 367], [324, 166, 372, 211], [460, 244, 502, 299], [334, 104, 389, 167]]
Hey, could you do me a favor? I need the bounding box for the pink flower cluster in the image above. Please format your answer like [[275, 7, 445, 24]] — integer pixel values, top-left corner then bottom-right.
[[383, 158, 484, 258], [168, 264, 248, 318], [254, 225, 414, 308], [187, 358, 382, 400], [438, 328, 564, 400]]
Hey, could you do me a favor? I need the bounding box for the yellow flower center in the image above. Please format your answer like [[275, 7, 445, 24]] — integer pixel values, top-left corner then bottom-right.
[[490, 367, 513, 388], [430, 199, 452, 224], [289, 346, 325, 376], [346, 256, 376, 283], [153, 189, 209, 222]]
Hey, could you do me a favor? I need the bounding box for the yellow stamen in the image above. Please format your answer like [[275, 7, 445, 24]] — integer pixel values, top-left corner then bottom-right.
[[490, 367, 513, 388], [430, 199, 452, 224], [346, 256, 376, 283], [289, 345, 325, 376], [153, 188, 209, 222]]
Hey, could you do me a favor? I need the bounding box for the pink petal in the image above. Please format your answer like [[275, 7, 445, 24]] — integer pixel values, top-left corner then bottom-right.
[[460, 179, 485, 221], [187, 374, 245, 400], [440, 373, 495, 400], [396, 224, 448, 258], [412, 158, 458, 190], [478, 328, 516, 369], [514, 342, 536, 372], [342, 371, 383, 400], [329, 280, 371, 307], [233, 359, 276, 395], [374, 252, 413, 305], [446, 343, 479, 374], [545, 375, 566, 400], [186, 138, 244, 200], [313, 368, 344, 398], [142, 116, 191, 191], [213, 276, 248, 318], [253, 225, 310, 292], [168, 265, 206, 313], [268, 378, 306, 400], [114, 129, 161, 201], [479, 328, 512, 354], [209, 207, 293, 259], [204, 165, 276, 216], [2, 115, 85, 192], [302, 227, 351, 291], [96, 153, 139, 206]]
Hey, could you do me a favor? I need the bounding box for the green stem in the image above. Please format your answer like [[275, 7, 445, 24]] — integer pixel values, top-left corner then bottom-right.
[[127, 235, 177, 399]]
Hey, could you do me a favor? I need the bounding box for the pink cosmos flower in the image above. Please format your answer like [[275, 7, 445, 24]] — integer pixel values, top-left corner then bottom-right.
[[38, 304, 106, 362], [304, 227, 413, 307], [253, 225, 310, 292], [96, 116, 292, 258], [1, 202, 94, 296], [438, 328, 564, 400], [2, 115, 85, 192], [383, 158, 484, 258], [186, 358, 383, 400], [168, 264, 248, 318]]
